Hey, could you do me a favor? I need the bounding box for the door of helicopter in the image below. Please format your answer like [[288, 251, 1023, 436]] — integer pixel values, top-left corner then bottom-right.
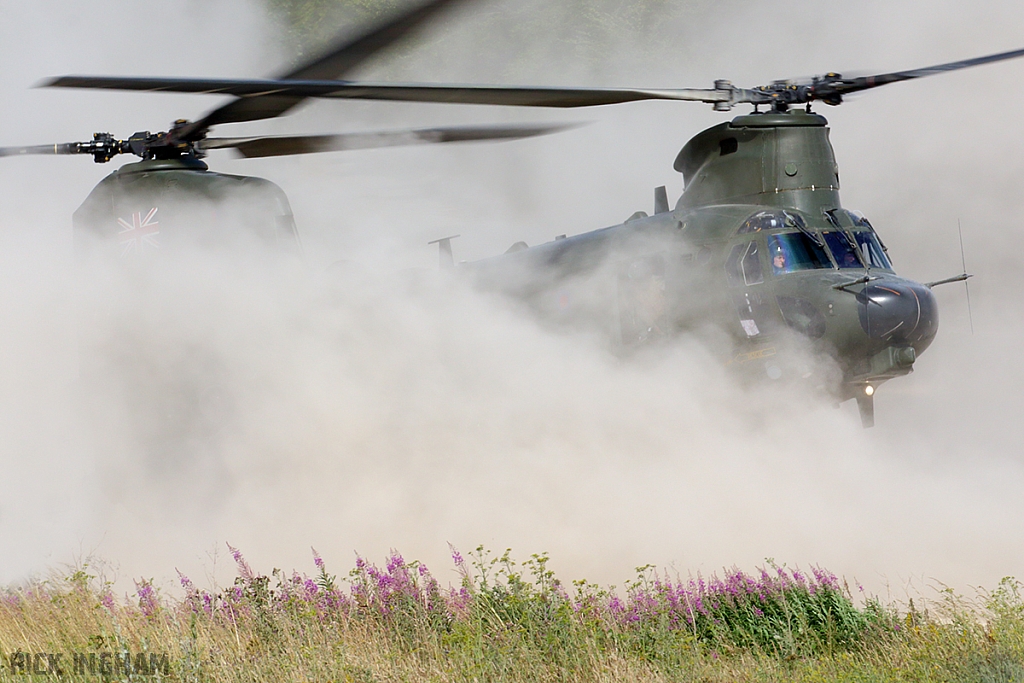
[[724, 237, 771, 341]]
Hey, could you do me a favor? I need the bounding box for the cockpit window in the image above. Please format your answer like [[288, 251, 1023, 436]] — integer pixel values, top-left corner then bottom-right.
[[725, 241, 764, 286], [738, 210, 806, 234], [739, 211, 785, 234], [853, 231, 893, 270], [840, 209, 873, 229], [822, 231, 862, 269], [767, 232, 831, 275]]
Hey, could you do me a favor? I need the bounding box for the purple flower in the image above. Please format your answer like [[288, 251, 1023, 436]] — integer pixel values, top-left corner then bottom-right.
[[134, 579, 158, 617], [386, 553, 405, 574], [226, 544, 254, 581]]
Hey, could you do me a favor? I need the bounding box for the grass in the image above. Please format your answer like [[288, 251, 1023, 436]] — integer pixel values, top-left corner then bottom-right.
[[0, 547, 1023, 682]]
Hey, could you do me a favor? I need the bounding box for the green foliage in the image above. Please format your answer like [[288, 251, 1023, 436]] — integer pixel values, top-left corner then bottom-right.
[[3, 552, 1024, 682]]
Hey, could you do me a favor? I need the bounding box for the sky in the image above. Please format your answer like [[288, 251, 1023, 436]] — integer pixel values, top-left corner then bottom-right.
[[0, 0, 1022, 603]]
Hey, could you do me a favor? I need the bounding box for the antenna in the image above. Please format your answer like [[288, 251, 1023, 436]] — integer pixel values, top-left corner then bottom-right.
[[958, 219, 974, 335], [428, 234, 460, 269], [654, 186, 669, 214]]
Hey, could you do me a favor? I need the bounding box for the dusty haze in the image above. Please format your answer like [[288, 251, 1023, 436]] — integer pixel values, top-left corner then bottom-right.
[[0, 0, 1022, 601]]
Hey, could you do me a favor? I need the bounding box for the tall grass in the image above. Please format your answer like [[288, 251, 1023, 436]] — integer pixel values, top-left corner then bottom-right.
[[0, 547, 1022, 682]]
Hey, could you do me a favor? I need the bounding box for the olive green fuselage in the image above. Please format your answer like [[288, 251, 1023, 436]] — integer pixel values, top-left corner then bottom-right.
[[72, 157, 302, 260], [469, 111, 937, 413]]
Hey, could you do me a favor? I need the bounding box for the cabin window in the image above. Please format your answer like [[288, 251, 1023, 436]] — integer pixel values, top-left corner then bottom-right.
[[853, 231, 893, 270], [822, 231, 862, 269], [725, 241, 764, 286], [767, 233, 831, 275]]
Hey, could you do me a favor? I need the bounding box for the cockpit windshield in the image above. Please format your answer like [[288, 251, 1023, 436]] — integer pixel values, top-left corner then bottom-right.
[[767, 233, 832, 275], [853, 231, 893, 270], [823, 231, 862, 269], [822, 230, 893, 270]]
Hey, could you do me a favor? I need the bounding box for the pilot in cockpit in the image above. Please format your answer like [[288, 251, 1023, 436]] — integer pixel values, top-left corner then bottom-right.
[[772, 247, 787, 272], [839, 250, 860, 268]]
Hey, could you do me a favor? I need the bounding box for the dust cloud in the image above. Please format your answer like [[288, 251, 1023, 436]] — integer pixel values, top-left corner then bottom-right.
[[0, 0, 1022, 602]]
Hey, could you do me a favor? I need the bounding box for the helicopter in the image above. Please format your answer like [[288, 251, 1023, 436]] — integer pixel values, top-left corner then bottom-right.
[[0, 0, 566, 263], [42, 34, 1024, 428]]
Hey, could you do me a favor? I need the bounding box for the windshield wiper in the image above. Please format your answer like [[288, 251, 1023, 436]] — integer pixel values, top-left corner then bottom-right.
[[788, 212, 824, 248], [800, 224, 826, 249], [823, 210, 870, 268], [823, 209, 843, 230], [845, 231, 870, 269]]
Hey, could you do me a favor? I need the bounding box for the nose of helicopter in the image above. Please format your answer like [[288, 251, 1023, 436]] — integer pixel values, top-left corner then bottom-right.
[[856, 279, 938, 352]]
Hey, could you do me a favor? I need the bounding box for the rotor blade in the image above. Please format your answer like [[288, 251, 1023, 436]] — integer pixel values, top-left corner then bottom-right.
[[185, 0, 470, 138], [830, 46, 1024, 96], [197, 123, 577, 158], [0, 143, 84, 157], [45, 77, 735, 108]]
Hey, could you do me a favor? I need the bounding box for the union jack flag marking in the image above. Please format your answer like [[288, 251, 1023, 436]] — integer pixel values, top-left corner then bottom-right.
[[117, 207, 160, 256]]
